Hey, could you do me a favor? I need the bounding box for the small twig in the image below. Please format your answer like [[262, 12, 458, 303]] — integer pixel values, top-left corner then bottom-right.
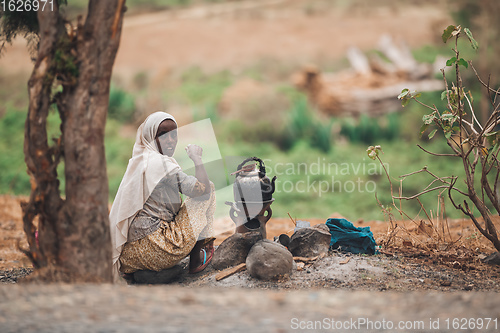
[[444, 133, 462, 155], [470, 63, 500, 95], [464, 93, 483, 131], [376, 154, 393, 198], [379, 249, 395, 257], [440, 195, 453, 243], [399, 167, 428, 178], [412, 97, 436, 111], [395, 183, 468, 200], [416, 198, 433, 227], [339, 257, 351, 265], [394, 186, 451, 200], [215, 263, 246, 281], [293, 256, 319, 263], [487, 74, 493, 105], [417, 144, 460, 157], [287, 212, 296, 226]]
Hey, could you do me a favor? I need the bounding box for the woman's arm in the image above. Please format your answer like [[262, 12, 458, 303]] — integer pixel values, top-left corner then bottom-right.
[[185, 144, 211, 194]]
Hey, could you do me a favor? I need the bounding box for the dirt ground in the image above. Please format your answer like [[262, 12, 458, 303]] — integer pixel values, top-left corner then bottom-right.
[[1, 193, 500, 332], [1, 285, 500, 333], [0, 0, 449, 80], [1, 194, 499, 292], [1, 2, 500, 331]]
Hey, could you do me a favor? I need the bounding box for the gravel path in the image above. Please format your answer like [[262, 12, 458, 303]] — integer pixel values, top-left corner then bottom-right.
[[1, 284, 499, 333]]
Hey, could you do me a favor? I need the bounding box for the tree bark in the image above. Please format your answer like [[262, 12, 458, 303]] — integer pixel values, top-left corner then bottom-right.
[[23, 1, 66, 272], [22, 0, 126, 282]]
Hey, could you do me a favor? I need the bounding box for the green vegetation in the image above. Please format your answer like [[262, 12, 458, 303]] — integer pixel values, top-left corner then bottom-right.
[[340, 113, 399, 144], [391, 25, 500, 251], [0, 108, 135, 198], [0, 108, 31, 194], [223, 138, 468, 221], [0, 100, 468, 222], [285, 97, 333, 152], [167, 67, 232, 107], [108, 85, 137, 122], [0, 28, 474, 223]]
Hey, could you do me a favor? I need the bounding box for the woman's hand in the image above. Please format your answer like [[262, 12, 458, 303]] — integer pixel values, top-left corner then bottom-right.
[[185, 144, 203, 165], [187, 144, 210, 194]]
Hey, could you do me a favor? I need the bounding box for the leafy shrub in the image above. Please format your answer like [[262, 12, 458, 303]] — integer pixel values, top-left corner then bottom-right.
[[219, 94, 333, 152], [0, 110, 32, 194], [284, 96, 333, 152], [193, 103, 219, 123], [177, 67, 232, 106], [108, 86, 136, 122], [340, 113, 400, 144], [0, 108, 63, 194]]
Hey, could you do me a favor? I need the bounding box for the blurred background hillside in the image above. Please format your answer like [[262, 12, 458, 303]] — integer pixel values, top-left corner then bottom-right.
[[1, 0, 499, 222]]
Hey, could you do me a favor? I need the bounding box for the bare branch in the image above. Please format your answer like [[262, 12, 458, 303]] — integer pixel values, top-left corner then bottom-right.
[[471, 63, 500, 95], [417, 144, 460, 157], [457, 117, 479, 135], [445, 135, 462, 155], [399, 168, 429, 178], [413, 97, 437, 111], [416, 197, 433, 226], [441, 68, 454, 112], [482, 174, 500, 214], [494, 164, 500, 204], [481, 111, 500, 136], [376, 154, 393, 198], [394, 185, 465, 200], [464, 92, 483, 131], [424, 168, 458, 184], [462, 200, 500, 247]]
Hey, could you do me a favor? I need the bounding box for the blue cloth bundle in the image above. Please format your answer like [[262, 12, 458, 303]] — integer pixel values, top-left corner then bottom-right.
[[325, 218, 377, 254]]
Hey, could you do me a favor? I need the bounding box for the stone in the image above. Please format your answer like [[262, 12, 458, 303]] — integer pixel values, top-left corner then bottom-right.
[[482, 252, 500, 266], [246, 239, 293, 280], [288, 224, 331, 257], [133, 264, 184, 284], [212, 231, 263, 270]]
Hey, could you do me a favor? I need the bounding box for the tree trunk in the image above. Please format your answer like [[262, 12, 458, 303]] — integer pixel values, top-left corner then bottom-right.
[[22, 0, 126, 282]]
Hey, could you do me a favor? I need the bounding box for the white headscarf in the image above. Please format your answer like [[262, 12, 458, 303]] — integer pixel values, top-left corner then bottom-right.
[[109, 112, 181, 280]]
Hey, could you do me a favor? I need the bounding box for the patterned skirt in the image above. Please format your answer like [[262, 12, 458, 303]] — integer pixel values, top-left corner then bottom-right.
[[119, 186, 216, 273]]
